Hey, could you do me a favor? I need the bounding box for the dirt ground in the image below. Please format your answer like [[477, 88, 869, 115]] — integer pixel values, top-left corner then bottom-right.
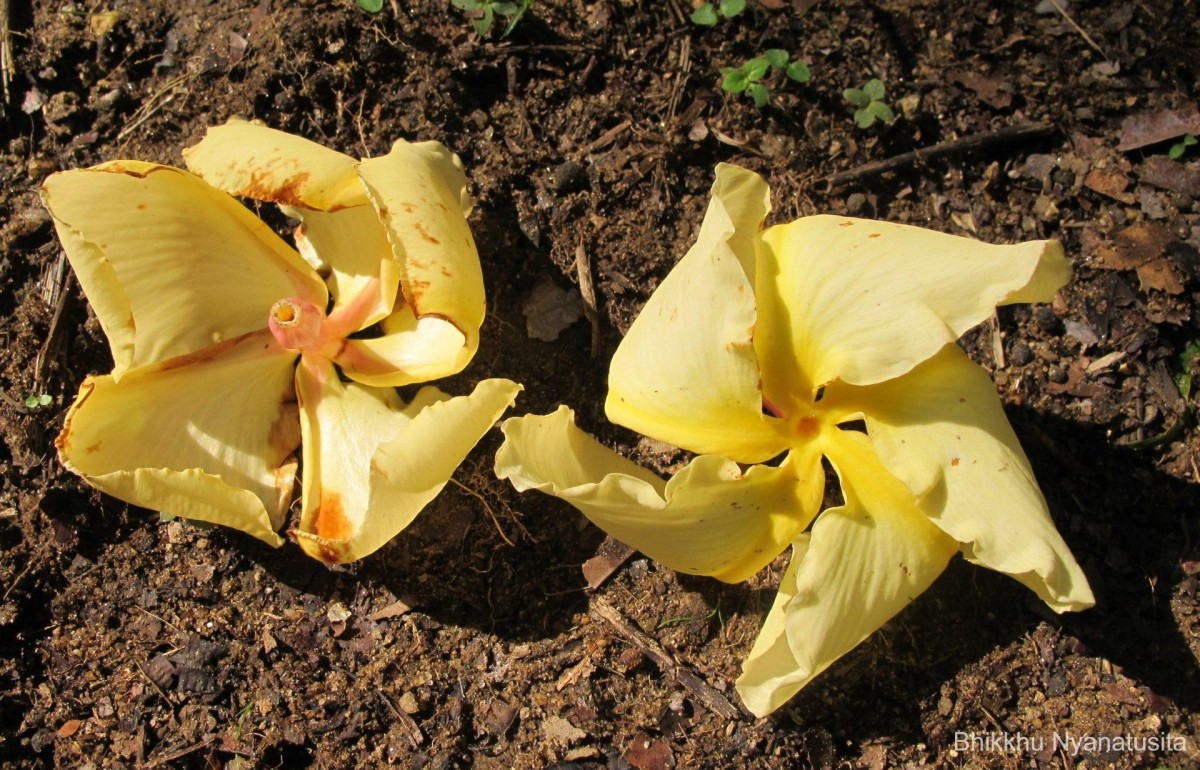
[[2, 0, 1200, 767]]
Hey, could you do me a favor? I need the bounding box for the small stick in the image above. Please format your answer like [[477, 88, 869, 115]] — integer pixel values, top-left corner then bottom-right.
[[376, 688, 425, 747], [825, 123, 1058, 189], [575, 241, 600, 357], [0, 0, 12, 116], [591, 597, 742, 720]]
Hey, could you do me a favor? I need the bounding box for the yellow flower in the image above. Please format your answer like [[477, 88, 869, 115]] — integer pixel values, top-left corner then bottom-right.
[[44, 120, 519, 563], [495, 164, 1093, 716]]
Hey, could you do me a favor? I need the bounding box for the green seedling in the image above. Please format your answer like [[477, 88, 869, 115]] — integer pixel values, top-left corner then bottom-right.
[[843, 78, 897, 129], [691, 0, 745, 26], [452, 0, 532, 37], [656, 596, 725, 630], [356, 0, 384, 12], [23, 393, 52, 410], [1169, 134, 1197, 161], [721, 49, 811, 108]]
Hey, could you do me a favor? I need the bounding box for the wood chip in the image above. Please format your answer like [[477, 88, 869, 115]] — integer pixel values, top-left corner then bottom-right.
[[1118, 103, 1200, 152], [581, 535, 636, 589], [367, 598, 414, 621], [623, 732, 676, 770]]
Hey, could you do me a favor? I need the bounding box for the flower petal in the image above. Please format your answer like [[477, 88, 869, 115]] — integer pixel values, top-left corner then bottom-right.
[[182, 119, 368, 210], [605, 166, 788, 463], [756, 215, 1069, 391], [336, 305, 471, 387], [41, 162, 326, 377], [736, 430, 957, 713], [495, 408, 822, 582], [356, 140, 484, 361], [839, 345, 1095, 612], [293, 205, 400, 332], [56, 331, 301, 545], [293, 358, 520, 563], [735, 540, 806, 717]]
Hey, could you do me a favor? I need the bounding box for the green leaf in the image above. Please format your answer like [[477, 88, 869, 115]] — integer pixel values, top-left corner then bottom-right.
[[743, 57, 770, 81], [1186, 134, 1199, 147], [23, 395, 39, 408], [785, 60, 811, 82], [722, 69, 749, 93], [843, 87, 869, 107], [499, 0, 531, 37], [854, 108, 876, 129], [451, 0, 479, 8], [747, 83, 769, 108], [494, 2, 519, 12], [356, 0, 384, 12], [868, 100, 896, 125], [719, 0, 746, 17], [863, 78, 886, 100], [765, 49, 789, 69], [1175, 340, 1200, 399], [38, 394, 52, 406], [690, 3, 719, 25], [1169, 143, 1185, 160], [473, 5, 495, 34]]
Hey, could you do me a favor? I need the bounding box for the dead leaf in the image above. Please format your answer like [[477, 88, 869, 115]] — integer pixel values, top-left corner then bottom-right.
[[953, 70, 1012, 109], [88, 12, 120, 37], [542, 715, 587, 748], [57, 719, 83, 738], [366, 598, 413, 622], [623, 733, 676, 770], [1135, 259, 1185, 294], [1118, 104, 1200, 152], [1091, 222, 1173, 270], [1139, 156, 1200, 196], [581, 535, 636, 589], [1083, 168, 1135, 203], [523, 276, 584, 342]]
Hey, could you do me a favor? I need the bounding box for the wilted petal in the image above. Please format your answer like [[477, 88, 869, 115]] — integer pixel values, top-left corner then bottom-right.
[[41, 163, 326, 376], [756, 215, 1069, 392], [496, 408, 822, 583], [183, 119, 368, 210], [839, 345, 1095, 611], [293, 357, 519, 563], [739, 430, 957, 711], [356, 140, 484, 362], [56, 331, 301, 545], [606, 166, 788, 463], [337, 304, 471, 387], [294, 206, 401, 332], [736, 540, 806, 717]]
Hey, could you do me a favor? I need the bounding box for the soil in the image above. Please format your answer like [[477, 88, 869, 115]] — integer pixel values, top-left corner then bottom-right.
[[2, 0, 1200, 767]]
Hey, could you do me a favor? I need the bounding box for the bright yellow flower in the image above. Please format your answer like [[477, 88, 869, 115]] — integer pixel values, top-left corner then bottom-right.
[[495, 164, 1093, 716], [44, 120, 519, 563]]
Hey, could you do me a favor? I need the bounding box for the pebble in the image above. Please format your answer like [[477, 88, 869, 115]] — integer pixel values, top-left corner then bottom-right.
[[1010, 342, 1035, 366]]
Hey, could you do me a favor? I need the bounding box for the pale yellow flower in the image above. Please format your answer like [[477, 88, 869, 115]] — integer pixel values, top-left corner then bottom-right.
[[44, 120, 519, 563], [495, 164, 1092, 716]]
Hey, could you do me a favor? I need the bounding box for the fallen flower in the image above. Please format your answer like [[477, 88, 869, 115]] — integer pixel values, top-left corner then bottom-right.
[[44, 120, 519, 563], [495, 163, 1093, 716]]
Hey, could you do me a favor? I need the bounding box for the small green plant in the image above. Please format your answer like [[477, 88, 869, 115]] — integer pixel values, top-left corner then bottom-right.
[[843, 79, 897, 129], [356, 0, 384, 12], [1169, 134, 1197, 160], [451, 0, 532, 37], [23, 393, 52, 410], [721, 49, 811, 108], [691, 0, 745, 26]]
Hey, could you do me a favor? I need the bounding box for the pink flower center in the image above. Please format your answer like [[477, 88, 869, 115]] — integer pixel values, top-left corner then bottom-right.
[[268, 297, 324, 351]]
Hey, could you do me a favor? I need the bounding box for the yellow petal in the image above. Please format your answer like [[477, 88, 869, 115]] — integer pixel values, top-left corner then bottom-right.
[[756, 216, 1069, 393], [336, 305, 471, 387], [293, 205, 400, 332], [56, 331, 301, 545], [182, 118, 368, 210], [355, 140, 484, 362], [293, 357, 520, 563], [735, 540, 806, 717], [41, 162, 326, 377], [736, 430, 958, 713], [495, 408, 822, 582], [839, 345, 1095, 612], [605, 166, 788, 463]]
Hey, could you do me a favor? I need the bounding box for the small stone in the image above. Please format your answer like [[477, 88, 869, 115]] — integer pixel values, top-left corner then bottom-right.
[[1010, 342, 1035, 366]]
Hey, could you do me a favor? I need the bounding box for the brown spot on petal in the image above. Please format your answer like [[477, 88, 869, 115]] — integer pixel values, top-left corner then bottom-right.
[[136, 203, 147, 211], [84, 442, 102, 454], [414, 222, 441, 245], [400, 202, 417, 214], [239, 170, 314, 208], [951, 457, 960, 467], [441, 267, 453, 277], [868, 232, 881, 238], [839, 221, 854, 227], [313, 490, 352, 542]]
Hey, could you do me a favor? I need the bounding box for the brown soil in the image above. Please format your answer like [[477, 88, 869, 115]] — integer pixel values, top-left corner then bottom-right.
[[2, 0, 1200, 768]]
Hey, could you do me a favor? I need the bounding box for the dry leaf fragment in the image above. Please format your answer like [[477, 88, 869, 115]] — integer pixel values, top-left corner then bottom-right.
[[1118, 104, 1200, 152], [1083, 168, 1135, 203], [623, 733, 676, 770]]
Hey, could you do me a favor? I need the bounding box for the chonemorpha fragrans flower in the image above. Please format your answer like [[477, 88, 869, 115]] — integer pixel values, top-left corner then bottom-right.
[[495, 164, 1094, 716], [43, 120, 520, 564]]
